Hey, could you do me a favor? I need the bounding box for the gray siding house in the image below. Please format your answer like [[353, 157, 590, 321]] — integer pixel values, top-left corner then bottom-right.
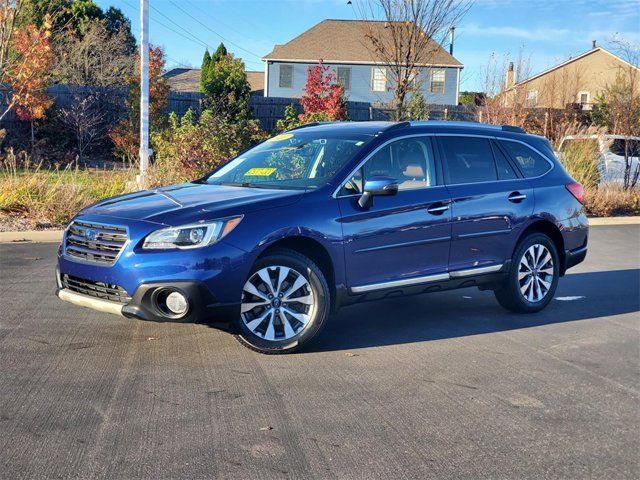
[[263, 19, 463, 105]]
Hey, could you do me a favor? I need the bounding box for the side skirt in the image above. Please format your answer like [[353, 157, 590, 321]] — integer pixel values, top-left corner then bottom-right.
[[335, 262, 510, 309]]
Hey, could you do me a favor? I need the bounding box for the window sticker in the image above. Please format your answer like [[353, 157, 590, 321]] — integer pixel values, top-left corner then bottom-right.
[[244, 167, 277, 176], [267, 133, 294, 143]]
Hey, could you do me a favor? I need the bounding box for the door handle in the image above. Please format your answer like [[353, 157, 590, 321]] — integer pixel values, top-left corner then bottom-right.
[[427, 204, 449, 215], [508, 192, 527, 203]]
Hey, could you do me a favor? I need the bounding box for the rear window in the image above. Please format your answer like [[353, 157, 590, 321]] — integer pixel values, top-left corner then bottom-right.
[[499, 140, 552, 178]]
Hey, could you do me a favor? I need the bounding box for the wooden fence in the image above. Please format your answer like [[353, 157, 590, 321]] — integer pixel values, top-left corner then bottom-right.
[[1, 84, 591, 143]]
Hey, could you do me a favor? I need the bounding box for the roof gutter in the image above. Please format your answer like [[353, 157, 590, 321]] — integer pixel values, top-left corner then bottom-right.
[[261, 58, 463, 68]]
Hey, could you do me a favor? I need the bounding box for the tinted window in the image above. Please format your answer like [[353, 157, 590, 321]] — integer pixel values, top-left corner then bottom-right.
[[492, 143, 518, 180], [342, 137, 436, 195], [610, 138, 640, 157], [500, 140, 551, 177], [440, 137, 497, 184]]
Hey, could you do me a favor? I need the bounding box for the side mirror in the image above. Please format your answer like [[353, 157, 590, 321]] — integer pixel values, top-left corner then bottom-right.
[[358, 176, 398, 209]]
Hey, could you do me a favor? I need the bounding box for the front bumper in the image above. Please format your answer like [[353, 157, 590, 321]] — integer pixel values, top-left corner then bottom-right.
[[56, 214, 252, 325], [56, 279, 240, 324]]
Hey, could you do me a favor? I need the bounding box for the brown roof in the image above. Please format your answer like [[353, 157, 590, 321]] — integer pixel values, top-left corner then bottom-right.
[[163, 68, 264, 94], [263, 19, 462, 67]]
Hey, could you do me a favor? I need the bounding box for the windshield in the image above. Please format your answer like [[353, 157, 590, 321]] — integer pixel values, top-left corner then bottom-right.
[[203, 131, 374, 189]]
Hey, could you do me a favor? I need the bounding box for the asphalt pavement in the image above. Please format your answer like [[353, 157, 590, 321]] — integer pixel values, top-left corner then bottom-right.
[[1, 225, 638, 479]]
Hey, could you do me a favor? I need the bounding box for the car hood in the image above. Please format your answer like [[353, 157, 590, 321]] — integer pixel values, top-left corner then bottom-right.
[[80, 182, 304, 225]]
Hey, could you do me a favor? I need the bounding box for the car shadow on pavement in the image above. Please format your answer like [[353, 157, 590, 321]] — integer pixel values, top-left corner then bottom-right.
[[309, 268, 640, 353]]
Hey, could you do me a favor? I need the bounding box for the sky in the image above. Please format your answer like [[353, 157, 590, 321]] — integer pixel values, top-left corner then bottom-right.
[[96, 0, 640, 92]]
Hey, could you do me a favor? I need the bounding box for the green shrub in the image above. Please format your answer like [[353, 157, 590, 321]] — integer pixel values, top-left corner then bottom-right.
[[407, 91, 429, 120], [150, 109, 266, 185]]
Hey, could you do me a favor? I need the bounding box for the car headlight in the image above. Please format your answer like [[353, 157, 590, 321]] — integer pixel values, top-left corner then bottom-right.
[[142, 216, 243, 250]]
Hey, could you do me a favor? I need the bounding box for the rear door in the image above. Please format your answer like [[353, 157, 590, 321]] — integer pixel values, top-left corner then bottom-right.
[[337, 136, 452, 291], [436, 135, 534, 273]]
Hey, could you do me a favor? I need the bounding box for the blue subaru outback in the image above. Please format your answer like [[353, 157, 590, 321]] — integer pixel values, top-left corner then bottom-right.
[[56, 121, 588, 354]]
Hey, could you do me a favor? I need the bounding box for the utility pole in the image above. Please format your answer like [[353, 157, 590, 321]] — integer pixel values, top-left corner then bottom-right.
[[137, 0, 150, 189]]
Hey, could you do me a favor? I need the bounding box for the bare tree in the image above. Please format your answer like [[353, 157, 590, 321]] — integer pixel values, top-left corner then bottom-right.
[[356, 0, 471, 120], [479, 49, 532, 126], [0, 0, 22, 120], [53, 18, 135, 87], [595, 39, 640, 189], [58, 93, 108, 163]]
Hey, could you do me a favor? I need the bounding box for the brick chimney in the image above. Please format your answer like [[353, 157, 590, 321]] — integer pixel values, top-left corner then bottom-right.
[[505, 62, 515, 89]]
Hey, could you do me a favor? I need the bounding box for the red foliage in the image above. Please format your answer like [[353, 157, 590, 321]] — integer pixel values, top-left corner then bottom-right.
[[9, 22, 55, 122], [108, 44, 169, 164], [299, 60, 347, 122]]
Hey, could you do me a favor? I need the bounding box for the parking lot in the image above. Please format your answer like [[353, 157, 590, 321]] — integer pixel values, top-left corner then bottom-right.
[[1, 225, 638, 479]]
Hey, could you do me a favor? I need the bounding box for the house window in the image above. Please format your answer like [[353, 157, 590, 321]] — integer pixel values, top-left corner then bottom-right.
[[279, 64, 293, 88], [525, 90, 538, 107], [337, 67, 351, 90], [578, 91, 591, 109], [430, 69, 446, 94], [371, 67, 387, 92]]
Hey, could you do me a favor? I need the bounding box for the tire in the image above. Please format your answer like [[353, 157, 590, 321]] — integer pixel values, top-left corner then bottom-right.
[[494, 233, 560, 313], [234, 248, 330, 354]]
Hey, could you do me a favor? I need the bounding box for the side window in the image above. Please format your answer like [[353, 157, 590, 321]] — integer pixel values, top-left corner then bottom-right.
[[499, 140, 552, 178], [341, 137, 436, 195], [439, 137, 497, 184], [492, 142, 518, 180]]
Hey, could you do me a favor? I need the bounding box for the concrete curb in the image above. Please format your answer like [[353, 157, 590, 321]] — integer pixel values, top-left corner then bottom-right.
[[0, 230, 63, 243], [588, 216, 640, 226], [0, 216, 638, 244]]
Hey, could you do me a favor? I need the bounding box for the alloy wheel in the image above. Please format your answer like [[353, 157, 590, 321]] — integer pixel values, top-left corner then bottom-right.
[[518, 243, 554, 303], [241, 266, 315, 341]]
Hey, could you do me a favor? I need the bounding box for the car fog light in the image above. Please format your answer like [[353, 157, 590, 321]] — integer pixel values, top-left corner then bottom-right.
[[166, 291, 188, 315]]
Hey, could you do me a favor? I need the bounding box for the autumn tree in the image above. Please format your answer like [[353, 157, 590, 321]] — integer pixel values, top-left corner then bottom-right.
[[299, 60, 347, 122], [357, 0, 470, 120], [1, 4, 54, 143], [109, 45, 169, 166]]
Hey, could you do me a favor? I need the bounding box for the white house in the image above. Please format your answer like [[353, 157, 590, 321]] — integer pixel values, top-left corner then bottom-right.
[[263, 19, 463, 105]]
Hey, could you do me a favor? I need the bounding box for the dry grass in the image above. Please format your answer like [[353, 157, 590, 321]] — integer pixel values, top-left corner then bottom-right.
[[0, 152, 136, 228], [584, 185, 640, 217]]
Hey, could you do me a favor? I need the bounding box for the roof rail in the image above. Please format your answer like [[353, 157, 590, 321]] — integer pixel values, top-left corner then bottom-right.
[[501, 125, 526, 133], [286, 121, 340, 132], [380, 121, 410, 134]]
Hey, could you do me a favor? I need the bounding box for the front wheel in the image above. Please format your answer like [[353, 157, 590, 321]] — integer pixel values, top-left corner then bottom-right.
[[494, 233, 559, 313], [235, 249, 330, 354]]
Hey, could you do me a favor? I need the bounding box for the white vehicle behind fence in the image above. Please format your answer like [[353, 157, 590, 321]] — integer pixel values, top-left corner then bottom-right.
[[557, 135, 640, 185]]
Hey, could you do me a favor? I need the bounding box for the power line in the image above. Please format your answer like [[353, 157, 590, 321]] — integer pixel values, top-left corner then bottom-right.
[[166, 0, 263, 61], [184, 0, 259, 41], [121, 0, 210, 50]]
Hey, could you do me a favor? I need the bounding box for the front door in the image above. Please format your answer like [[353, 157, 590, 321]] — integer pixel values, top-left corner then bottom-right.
[[436, 135, 534, 272], [337, 136, 452, 292]]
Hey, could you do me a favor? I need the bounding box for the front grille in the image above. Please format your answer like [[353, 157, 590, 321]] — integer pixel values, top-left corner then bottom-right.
[[64, 220, 128, 265], [62, 274, 131, 304]]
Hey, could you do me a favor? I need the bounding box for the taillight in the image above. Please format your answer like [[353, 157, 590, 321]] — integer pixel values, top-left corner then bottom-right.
[[566, 182, 584, 204]]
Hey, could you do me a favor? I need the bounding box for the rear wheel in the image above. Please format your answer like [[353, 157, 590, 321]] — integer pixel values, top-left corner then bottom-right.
[[494, 233, 559, 313], [235, 249, 330, 354]]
